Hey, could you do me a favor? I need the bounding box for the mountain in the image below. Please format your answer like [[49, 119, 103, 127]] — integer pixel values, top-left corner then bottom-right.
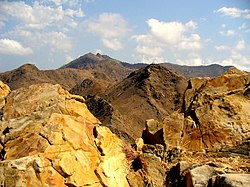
[[61, 53, 137, 81], [62, 52, 235, 79], [0, 63, 91, 90], [0, 53, 237, 92], [96, 64, 188, 139], [162, 63, 234, 78]]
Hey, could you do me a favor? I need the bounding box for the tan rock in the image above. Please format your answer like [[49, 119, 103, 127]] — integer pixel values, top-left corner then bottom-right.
[[94, 126, 130, 187], [0, 81, 10, 118], [185, 165, 215, 187], [215, 174, 250, 187], [163, 74, 250, 151], [0, 83, 130, 187]]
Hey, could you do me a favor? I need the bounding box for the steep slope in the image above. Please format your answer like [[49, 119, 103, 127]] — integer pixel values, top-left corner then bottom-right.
[[101, 64, 187, 139], [70, 78, 112, 97]]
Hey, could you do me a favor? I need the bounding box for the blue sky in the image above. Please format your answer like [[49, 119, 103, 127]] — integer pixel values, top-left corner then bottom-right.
[[0, 0, 249, 72]]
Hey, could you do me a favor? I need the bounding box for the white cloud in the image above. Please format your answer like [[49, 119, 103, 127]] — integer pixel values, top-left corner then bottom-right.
[[136, 55, 165, 64], [216, 7, 250, 19], [235, 40, 245, 50], [0, 0, 81, 57], [136, 46, 163, 56], [219, 30, 235, 36], [185, 20, 197, 30], [0, 1, 84, 30], [176, 53, 204, 66], [102, 38, 123, 51], [0, 39, 33, 56], [146, 19, 202, 50], [178, 34, 202, 50], [215, 45, 230, 51], [147, 19, 186, 45], [86, 13, 130, 50], [65, 54, 74, 62]]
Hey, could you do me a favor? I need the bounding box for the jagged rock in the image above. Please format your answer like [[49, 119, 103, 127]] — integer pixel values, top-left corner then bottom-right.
[[0, 83, 130, 187], [214, 174, 250, 187], [163, 73, 250, 151], [0, 81, 10, 119], [142, 119, 164, 145], [163, 112, 184, 149]]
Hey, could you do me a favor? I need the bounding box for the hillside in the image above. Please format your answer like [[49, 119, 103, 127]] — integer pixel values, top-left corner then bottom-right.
[[98, 64, 188, 139]]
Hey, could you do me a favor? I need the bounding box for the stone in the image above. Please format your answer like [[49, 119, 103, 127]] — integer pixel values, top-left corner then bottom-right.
[[163, 112, 183, 149], [142, 119, 164, 145], [214, 174, 250, 187], [140, 153, 166, 186], [185, 165, 215, 187], [0, 83, 130, 187]]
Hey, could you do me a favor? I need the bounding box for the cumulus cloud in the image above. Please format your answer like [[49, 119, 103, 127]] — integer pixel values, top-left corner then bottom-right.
[[145, 19, 202, 50], [0, 0, 83, 61], [178, 34, 202, 50], [219, 30, 235, 36], [136, 46, 163, 56], [216, 7, 250, 19], [147, 19, 186, 45], [86, 13, 130, 50], [0, 39, 33, 55], [0, 1, 84, 30]]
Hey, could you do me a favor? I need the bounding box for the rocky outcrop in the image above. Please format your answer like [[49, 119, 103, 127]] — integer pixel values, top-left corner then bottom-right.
[[162, 72, 250, 151], [0, 81, 10, 120], [0, 83, 130, 187]]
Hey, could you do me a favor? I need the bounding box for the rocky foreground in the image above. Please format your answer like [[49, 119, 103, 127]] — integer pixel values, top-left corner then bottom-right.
[[0, 67, 250, 187]]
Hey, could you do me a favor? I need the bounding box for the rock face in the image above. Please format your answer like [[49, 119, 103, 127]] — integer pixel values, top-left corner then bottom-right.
[[0, 83, 130, 187], [163, 72, 250, 151]]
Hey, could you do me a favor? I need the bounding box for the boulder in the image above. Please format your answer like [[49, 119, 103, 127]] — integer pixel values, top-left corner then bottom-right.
[[185, 165, 215, 187], [214, 174, 250, 187], [0, 83, 130, 187]]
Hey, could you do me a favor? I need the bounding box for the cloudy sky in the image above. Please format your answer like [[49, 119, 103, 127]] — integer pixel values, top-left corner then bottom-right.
[[0, 0, 249, 72]]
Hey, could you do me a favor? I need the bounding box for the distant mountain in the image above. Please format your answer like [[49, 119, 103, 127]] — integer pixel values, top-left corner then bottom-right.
[[61, 53, 137, 81], [0, 53, 238, 92], [0, 64, 90, 90], [161, 63, 234, 78]]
